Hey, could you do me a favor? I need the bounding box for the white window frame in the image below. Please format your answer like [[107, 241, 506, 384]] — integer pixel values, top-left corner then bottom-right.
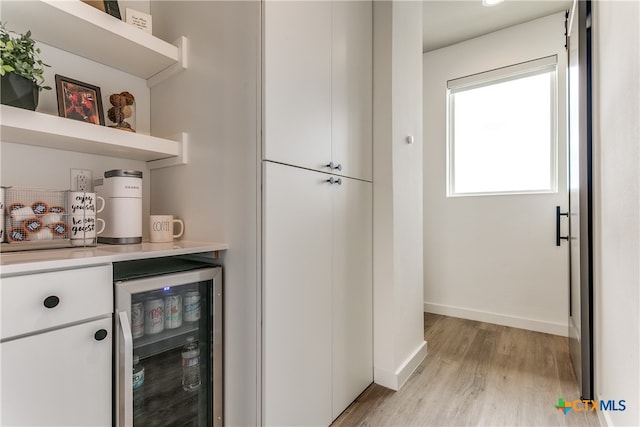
[[446, 55, 559, 197]]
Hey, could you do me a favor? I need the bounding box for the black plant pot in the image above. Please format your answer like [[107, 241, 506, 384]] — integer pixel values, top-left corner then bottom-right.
[[1, 73, 39, 111]]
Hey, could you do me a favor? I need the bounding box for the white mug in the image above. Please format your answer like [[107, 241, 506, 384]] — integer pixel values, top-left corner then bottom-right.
[[69, 215, 106, 246], [150, 215, 184, 243], [69, 192, 105, 215]]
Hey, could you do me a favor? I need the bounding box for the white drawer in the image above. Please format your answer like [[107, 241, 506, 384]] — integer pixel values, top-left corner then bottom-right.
[[1, 265, 113, 340]]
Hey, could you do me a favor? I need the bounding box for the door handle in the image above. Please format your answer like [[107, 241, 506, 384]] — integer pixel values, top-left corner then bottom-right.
[[326, 162, 342, 171], [94, 329, 108, 341], [43, 295, 60, 308], [556, 206, 569, 246]]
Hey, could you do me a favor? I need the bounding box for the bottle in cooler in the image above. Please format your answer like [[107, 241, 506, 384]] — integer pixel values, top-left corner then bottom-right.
[[132, 355, 145, 389], [181, 336, 201, 391], [132, 355, 145, 414]]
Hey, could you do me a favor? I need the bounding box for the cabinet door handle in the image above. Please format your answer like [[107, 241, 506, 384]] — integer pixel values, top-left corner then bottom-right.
[[43, 295, 60, 309], [327, 177, 342, 185], [94, 329, 108, 341], [326, 162, 343, 171]]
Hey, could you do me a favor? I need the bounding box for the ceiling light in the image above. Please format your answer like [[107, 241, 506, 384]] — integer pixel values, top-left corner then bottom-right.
[[482, 0, 504, 6]]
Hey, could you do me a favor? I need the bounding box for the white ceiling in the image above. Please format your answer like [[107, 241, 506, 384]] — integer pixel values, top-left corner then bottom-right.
[[423, 0, 573, 52]]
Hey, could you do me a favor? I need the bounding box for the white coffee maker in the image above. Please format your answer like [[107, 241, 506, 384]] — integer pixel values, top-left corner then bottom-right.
[[94, 169, 143, 244]]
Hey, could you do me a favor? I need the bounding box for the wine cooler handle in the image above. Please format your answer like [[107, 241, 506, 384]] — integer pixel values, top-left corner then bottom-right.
[[118, 310, 134, 427]]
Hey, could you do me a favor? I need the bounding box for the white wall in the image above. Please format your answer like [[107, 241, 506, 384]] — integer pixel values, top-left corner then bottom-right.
[[373, 0, 427, 391], [422, 13, 569, 335], [149, 2, 260, 426], [592, 1, 640, 425]]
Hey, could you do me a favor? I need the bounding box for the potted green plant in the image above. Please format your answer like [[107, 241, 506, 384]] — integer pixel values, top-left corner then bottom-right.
[[0, 22, 51, 110]]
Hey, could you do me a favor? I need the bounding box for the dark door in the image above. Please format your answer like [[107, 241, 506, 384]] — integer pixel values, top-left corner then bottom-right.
[[567, 0, 593, 400]]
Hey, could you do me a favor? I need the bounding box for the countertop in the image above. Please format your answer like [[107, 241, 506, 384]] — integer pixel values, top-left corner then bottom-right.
[[0, 240, 228, 276]]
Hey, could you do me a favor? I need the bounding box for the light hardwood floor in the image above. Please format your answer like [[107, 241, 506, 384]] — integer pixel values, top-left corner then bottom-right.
[[332, 313, 600, 427]]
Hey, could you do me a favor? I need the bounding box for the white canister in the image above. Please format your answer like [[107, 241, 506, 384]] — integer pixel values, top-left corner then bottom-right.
[[95, 170, 143, 245], [144, 298, 164, 334]]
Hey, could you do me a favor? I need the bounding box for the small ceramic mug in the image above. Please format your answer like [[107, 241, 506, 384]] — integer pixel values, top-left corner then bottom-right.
[[69, 192, 105, 215], [69, 215, 106, 246], [149, 215, 184, 243]]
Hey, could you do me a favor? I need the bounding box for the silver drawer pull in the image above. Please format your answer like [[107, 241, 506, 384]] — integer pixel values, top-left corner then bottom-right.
[[327, 177, 342, 185], [325, 162, 343, 171]]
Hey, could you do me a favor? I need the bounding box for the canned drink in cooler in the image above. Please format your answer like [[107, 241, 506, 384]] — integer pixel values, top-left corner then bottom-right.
[[144, 298, 164, 334], [131, 301, 145, 338], [164, 293, 183, 329], [183, 290, 201, 323]]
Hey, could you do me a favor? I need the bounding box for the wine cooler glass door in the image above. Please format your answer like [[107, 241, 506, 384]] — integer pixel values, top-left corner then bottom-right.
[[115, 266, 221, 427]]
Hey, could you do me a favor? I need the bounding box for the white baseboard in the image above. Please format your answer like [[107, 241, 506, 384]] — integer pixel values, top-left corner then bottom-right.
[[396, 340, 428, 389], [424, 302, 568, 336], [374, 340, 428, 391]]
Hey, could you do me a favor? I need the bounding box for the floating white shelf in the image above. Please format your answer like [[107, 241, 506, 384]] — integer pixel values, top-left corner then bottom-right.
[[0, 105, 184, 162], [1, 0, 185, 83], [0, 1, 187, 166]]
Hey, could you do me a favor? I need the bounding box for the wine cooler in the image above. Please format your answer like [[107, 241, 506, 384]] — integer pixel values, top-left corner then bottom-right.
[[113, 257, 222, 427]]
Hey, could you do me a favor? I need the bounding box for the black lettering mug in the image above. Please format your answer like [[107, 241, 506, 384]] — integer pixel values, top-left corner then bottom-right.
[[149, 215, 184, 243]]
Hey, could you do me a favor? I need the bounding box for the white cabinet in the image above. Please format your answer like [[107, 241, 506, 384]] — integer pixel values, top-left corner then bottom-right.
[[263, 161, 372, 426], [331, 174, 373, 419], [331, 1, 373, 182], [0, 265, 113, 427], [1, 317, 113, 427], [263, 1, 332, 173], [263, 0, 372, 181], [263, 162, 333, 427], [1, 265, 114, 339], [262, 1, 373, 424]]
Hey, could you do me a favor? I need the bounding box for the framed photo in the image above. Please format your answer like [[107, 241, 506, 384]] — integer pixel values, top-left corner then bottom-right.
[[81, 1, 121, 20], [103, 1, 121, 19], [55, 75, 105, 126]]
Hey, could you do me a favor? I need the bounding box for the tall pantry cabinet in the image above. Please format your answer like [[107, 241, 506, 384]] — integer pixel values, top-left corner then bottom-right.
[[262, 1, 373, 426], [263, 0, 372, 181]]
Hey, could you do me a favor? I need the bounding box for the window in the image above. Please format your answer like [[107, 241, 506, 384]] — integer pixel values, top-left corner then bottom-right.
[[447, 56, 558, 196]]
